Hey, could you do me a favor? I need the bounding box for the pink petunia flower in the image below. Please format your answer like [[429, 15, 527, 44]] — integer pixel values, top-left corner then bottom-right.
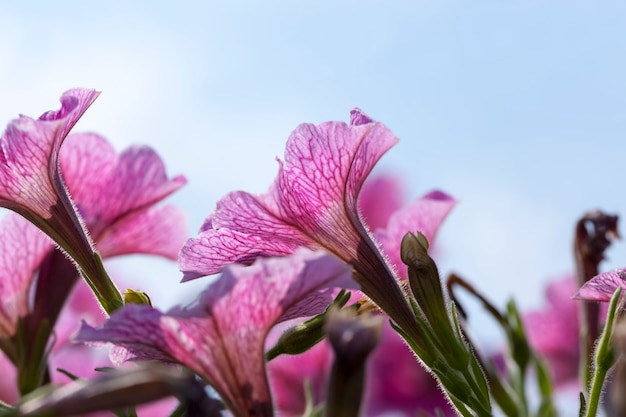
[[76, 249, 355, 417], [179, 109, 454, 339], [0, 89, 113, 303], [0, 131, 186, 340], [59, 131, 187, 260], [268, 174, 455, 416]]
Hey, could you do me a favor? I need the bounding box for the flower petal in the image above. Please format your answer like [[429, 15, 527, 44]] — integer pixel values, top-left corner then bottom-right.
[[179, 110, 425, 345], [375, 190, 457, 278], [97, 145, 186, 225], [523, 277, 581, 385], [61, 134, 186, 236], [78, 250, 355, 416], [0, 89, 99, 219], [60, 132, 187, 259], [60, 133, 117, 223], [0, 214, 52, 337], [180, 113, 398, 279], [349, 108, 374, 126], [358, 174, 405, 231], [575, 268, 626, 302], [96, 205, 187, 260], [180, 190, 315, 280]]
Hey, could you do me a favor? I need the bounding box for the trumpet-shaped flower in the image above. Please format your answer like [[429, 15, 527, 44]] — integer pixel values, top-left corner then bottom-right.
[[0, 130, 185, 339], [76, 250, 355, 417], [268, 174, 454, 416], [0, 89, 104, 285], [180, 109, 454, 336]]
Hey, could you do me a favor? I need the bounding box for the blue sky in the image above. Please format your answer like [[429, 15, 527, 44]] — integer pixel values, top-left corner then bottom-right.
[[1, 2, 626, 339]]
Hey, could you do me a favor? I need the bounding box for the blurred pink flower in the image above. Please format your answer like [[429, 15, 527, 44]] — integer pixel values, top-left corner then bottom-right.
[[523, 277, 581, 386], [267, 336, 332, 415], [268, 321, 453, 417], [77, 250, 355, 417], [365, 324, 453, 416], [358, 175, 405, 231], [180, 109, 455, 340]]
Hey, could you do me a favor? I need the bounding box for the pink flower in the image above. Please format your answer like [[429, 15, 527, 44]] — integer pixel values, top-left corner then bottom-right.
[[268, 174, 455, 417], [0, 89, 107, 294], [0, 131, 185, 339], [76, 250, 355, 417], [0, 280, 178, 416], [365, 324, 453, 416], [523, 277, 581, 386], [179, 109, 454, 338], [59, 132, 186, 259], [267, 337, 331, 416], [576, 268, 626, 302]]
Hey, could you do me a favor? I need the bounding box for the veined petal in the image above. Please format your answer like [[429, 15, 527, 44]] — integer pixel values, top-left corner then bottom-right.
[[180, 113, 398, 277], [96, 145, 186, 226], [575, 268, 626, 302], [0, 89, 99, 219], [278, 121, 398, 259], [0, 215, 53, 337], [60, 132, 187, 258], [59, 133, 117, 223], [0, 89, 110, 309], [350, 108, 374, 126], [180, 190, 315, 279], [77, 250, 355, 417], [61, 134, 186, 236]]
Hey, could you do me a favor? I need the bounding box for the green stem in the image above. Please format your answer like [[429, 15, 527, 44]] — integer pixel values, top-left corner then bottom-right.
[[81, 252, 124, 315], [583, 287, 622, 417]]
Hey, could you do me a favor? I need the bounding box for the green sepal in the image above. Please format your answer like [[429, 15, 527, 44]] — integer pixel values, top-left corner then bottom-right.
[[266, 290, 351, 361], [396, 238, 492, 417], [401, 232, 448, 331]]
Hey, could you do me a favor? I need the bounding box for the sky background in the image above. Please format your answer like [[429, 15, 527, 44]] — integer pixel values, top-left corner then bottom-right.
[[1, 1, 626, 345]]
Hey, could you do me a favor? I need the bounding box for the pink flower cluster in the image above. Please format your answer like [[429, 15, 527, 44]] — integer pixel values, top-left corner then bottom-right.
[[5, 88, 606, 417]]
